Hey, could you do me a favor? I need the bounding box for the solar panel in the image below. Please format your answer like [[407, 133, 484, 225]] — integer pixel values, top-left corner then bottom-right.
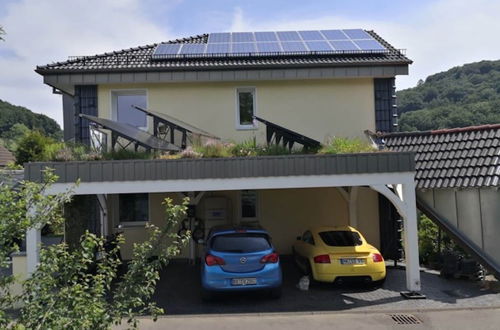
[[277, 31, 301, 41], [343, 29, 371, 39], [256, 42, 282, 52], [255, 31, 278, 42], [299, 30, 324, 41], [155, 44, 181, 55], [232, 42, 257, 53], [152, 29, 389, 58], [354, 39, 385, 51], [330, 40, 359, 51], [206, 43, 231, 53], [209, 32, 231, 43], [306, 41, 333, 52], [232, 32, 254, 42], [180, 44, 206, 54], [281, 41, 307, 52], [321, 30, 348, 40]]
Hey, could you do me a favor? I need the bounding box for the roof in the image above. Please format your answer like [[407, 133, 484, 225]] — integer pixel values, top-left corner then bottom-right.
[[379, 124, 500, 189], [35, 30, 411, 74], [0, 145, 15, 167]]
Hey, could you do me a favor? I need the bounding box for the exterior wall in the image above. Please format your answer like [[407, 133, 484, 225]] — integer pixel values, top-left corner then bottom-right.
[[97, 78, 376, 144], [10, 252, 27, 307], [417, 188, 500, 267], [110, 187, 381, 259]]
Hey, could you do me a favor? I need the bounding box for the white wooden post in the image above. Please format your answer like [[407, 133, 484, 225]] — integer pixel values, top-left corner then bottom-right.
[[400, 182, 421, 292], [371, 182, 421, 292], [26, 226, 41, 275]]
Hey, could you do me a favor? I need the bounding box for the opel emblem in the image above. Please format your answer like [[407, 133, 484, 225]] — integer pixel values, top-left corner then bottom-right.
[[240, 257, 247, 264]]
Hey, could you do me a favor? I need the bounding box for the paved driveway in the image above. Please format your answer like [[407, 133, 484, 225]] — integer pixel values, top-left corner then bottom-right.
[[152, 257, 500, 315]]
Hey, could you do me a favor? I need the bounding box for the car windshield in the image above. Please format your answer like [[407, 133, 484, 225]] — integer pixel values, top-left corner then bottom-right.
[[319, 231, 363, 246], [211, 233, 271, 253]]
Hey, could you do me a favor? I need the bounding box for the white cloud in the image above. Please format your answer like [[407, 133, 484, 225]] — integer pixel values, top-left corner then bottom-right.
[[227, 0, 500, 91], [0, 0, 173, 127], [1, 0, 499, 130]]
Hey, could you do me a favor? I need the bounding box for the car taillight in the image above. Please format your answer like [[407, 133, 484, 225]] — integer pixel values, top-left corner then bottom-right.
[[313, 254, 331, 264], [372, 253, 384, 263], [205, 254, 225, 266], [260, 253, 279, 263]]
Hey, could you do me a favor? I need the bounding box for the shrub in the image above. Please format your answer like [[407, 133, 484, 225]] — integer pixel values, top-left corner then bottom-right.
[[319, 137, 375, 154], [192, 139, 233, 158], [15, 131, 55, 165]]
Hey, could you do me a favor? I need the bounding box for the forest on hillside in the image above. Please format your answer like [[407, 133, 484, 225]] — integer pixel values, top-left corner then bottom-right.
[[397, 60, 500, 131], [0, 99, 62, 151]]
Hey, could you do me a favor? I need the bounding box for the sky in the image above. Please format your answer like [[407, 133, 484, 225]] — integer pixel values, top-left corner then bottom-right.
[[1, 0, 499, 128]]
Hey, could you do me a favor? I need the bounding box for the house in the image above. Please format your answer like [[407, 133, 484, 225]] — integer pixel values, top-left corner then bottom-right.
[[27, 29, 422, 292], [373, 124, 500, 276], [0, 145, 15, 167]]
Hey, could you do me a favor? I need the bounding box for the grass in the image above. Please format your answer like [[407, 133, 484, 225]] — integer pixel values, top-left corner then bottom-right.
[[44, 137, 378, 162]]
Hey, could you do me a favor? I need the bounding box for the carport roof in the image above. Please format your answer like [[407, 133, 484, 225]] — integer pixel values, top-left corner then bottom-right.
[[377, 124, 500, 189], [24, 152, 415, 184]]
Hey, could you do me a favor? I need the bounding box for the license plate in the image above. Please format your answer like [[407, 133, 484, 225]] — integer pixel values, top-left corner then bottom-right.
[[231, 278, 257, 286], [340, 258, 366, 265]]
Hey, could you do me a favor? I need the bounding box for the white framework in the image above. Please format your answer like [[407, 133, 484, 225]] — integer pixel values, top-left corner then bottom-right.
[[27, 171, 421, 292], [235, 87, 257, 130]]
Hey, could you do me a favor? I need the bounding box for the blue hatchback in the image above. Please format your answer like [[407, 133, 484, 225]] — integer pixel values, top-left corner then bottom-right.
[[200, 226, 282, 300]]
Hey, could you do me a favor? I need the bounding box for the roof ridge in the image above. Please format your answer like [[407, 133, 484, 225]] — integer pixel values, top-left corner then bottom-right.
[[37, 34, 208, 69], [382, 123, 500, 138]]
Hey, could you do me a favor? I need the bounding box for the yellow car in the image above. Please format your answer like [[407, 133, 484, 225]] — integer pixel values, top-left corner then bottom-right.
[[292, 226, 386, 284]]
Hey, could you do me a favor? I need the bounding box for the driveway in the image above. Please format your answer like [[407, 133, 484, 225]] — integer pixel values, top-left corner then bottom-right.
[[152, 257, 500, 314]]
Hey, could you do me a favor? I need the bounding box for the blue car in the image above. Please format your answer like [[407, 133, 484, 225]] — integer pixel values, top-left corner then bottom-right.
[[200, 225, 282, 300]]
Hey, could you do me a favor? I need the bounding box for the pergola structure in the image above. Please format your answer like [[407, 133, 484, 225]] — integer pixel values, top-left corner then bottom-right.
[[25, 153, 421, 293]]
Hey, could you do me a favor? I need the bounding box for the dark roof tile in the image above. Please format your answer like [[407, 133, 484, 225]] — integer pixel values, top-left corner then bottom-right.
[[35, 30, 411, 74], [380, 124, 500, 188]]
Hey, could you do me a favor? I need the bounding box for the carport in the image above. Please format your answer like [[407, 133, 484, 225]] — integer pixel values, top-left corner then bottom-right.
[[24, 152, 421, 292]]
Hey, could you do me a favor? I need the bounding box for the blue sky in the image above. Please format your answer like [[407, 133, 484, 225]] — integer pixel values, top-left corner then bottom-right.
[[0, 0, 499, 127]]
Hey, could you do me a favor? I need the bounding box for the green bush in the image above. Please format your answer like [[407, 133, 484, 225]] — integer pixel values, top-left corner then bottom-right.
[[14, 131, 56, 165], [319, 137, 375, 154]]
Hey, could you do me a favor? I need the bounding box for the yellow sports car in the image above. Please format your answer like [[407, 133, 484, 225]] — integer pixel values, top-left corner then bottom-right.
[[292, 226, 386, 284]]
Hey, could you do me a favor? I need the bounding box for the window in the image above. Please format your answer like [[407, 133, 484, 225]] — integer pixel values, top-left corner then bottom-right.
[[112, 90, 147, 128], [319, 231, 363, 247], [211, 233, 271, 253], [302, 231, 315, 245], [236, 87, 256, 129], [241, 190, 258, 219], [119, 193, 149, 223]]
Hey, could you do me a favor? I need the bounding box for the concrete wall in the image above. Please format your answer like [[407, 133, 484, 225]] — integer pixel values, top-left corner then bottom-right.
[[97, 78, 376, 144], [417, 187, 500, 267], [110, 187, 380, 259]]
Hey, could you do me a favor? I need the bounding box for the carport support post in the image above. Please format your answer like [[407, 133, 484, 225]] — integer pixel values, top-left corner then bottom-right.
[[26, 203, 41, 275], [400, 182, 421, 292]]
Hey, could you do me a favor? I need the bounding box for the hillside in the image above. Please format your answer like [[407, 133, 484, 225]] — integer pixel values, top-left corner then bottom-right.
[[0, 99, 62, 150], [397, 60, 500, 131]]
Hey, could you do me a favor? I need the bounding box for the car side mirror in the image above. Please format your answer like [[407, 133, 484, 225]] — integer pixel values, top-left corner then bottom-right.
[[296, 236, 301, 241]]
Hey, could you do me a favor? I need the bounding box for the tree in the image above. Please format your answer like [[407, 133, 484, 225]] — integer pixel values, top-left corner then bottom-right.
[[0, 169, 190, 329]]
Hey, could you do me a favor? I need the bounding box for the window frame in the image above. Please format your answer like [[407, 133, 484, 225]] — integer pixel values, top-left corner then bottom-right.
[[239, 190, 259, 222], [118, 193, 150, 227], [235, 87, 258, 130], [110, 89, 149, 131]]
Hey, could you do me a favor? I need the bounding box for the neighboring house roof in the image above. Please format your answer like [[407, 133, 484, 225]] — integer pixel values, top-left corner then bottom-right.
[[0, 145, 15, 167], [35, 30, 411, 74], [378, 124, 500, 189]]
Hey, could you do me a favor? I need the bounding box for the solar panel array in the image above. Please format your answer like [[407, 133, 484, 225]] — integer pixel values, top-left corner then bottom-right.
[[152, 29, 388, 59]]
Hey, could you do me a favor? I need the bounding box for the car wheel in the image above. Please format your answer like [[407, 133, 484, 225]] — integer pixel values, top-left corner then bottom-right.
[[270, 286, 282, 299], [201, 288, 213, 301]]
